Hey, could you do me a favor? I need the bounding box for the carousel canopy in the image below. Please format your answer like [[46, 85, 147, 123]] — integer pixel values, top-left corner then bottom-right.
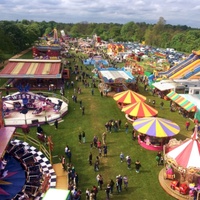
[[132, 117, 180, 138], [113, 90, 146, 104], [166, 129, 200, 169], [121, 101, 158, 117]]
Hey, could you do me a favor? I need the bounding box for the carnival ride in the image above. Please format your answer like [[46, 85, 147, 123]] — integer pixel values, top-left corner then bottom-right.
[[158, 50, 200, 79], [2, 84, 68, 126], [33, 28, 63, 59], [159, 128, 200, 198]]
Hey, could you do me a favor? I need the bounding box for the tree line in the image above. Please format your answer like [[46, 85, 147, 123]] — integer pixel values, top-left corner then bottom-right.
[[0, 17, 200, 61]]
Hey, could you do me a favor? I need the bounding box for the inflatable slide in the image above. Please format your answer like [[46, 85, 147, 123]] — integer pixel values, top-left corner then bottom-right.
[[169, 59, 200, 79], [158, 53, 197, 78]]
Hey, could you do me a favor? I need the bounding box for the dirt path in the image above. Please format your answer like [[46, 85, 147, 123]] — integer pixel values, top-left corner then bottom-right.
[[0, 47, 32, 68]]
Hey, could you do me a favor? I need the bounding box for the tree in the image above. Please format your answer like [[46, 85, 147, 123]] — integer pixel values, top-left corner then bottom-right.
[[120, 22, 139, 41]]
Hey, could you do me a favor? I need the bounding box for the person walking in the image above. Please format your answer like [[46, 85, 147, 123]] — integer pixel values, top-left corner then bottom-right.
[[185, 120, 190, 130], [82, 106, 85, 115], [98, 175, 104, 190], [79, 100, 82, 108], [120, 152, 124, 162], [125, 122, 129, 134], [152, 99, 156, 107], [105, 184, 111, 200], [123, 175, 128, 190], [160, 101, 164, 109], [117, 175, 123, 192], [135, 160, 141, 173], [89, 152, 92, 166], [60, 155, 66, 171], [126, 155, 131, 169], [109, 179, 114, 194], [65, 145, 69, 157], [54, 119, 58, 129], [67, 150, 72, 163], [103, 145, 107, 157], [82, 131, 86, 143], [91, 88, 94, 95], [102, 132, 106, 145], [78, 132, 82, 144], [156, 151, 162, 166], [86, 188, 90, 200]]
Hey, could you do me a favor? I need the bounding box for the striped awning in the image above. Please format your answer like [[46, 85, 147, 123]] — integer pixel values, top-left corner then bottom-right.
[[0, 59, 62, 79], [167, 91, 180, 101], [167, 91, 196, 112]]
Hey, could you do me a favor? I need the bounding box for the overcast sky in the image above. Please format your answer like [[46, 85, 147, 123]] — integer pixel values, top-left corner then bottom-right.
[[0, 0, 199, 28]]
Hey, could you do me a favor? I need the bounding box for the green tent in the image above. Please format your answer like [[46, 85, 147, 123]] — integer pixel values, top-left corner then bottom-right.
[[144, 71, 152, 77]]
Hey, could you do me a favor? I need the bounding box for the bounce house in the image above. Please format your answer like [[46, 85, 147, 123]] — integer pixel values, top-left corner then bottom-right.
[[107, 43, 124, 56]]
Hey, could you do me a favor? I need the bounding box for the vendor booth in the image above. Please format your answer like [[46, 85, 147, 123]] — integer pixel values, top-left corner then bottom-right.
[[167, 91, 197, 120], [98, 69, 136, 95], [0, 59, 65, 91]]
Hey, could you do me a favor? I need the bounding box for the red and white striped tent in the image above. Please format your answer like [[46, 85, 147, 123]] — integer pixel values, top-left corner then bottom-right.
[[166, 128, 200, 169]]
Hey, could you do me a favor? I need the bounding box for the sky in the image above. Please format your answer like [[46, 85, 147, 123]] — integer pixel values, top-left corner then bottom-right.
[[0, 0, 200, 28]]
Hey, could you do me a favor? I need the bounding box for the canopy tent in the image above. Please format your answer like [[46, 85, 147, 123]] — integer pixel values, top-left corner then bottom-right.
[[167, 91, 197, 112], [165, 128, 200, 169], [153, 81, 185, 92], [99, 69, 135, 84], [121, 101, 158, 117], [113, 90, 146, 104], [132, 117, 180, 138], [0, 127, 16, 158]]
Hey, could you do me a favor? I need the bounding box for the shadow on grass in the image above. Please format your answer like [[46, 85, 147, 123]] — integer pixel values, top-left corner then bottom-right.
[[99, 165, 111, 171], [140, 169, 151, 173]]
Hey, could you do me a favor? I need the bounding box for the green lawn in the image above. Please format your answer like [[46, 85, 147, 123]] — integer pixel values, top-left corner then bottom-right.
[[13, 52, 191, 200]]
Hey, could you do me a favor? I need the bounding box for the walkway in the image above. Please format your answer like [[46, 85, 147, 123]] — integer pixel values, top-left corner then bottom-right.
[[53, 163, 68, 190], [0, 48, 31, 69]]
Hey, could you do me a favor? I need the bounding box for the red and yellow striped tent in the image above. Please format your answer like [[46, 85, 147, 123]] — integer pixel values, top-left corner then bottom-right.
[[0, 59, 62, 79], [122, 101, 158, 117], [113, 90, 146, 104]]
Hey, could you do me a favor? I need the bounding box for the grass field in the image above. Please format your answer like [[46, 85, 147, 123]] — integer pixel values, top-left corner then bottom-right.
[[12, 51, 192, 200]]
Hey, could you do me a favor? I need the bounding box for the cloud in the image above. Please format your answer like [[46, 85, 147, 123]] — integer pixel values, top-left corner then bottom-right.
[[0, 0, 199, 28]]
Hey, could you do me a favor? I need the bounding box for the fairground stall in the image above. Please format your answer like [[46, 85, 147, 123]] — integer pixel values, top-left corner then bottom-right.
[[98, 68, 136, 96], [0, 59, 69, 92]]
